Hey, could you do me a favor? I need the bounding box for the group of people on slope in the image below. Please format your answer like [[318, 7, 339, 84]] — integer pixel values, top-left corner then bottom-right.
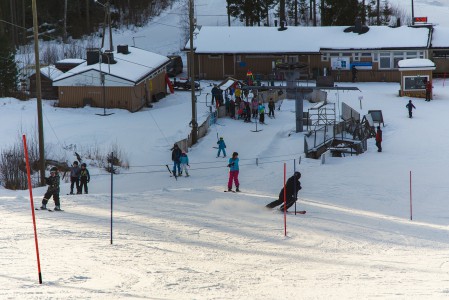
[[170, 144, 190, 177], [40, 160, 91, 211]]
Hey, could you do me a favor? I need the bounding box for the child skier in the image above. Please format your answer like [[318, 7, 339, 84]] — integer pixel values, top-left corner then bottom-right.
[[258, 102, 266, 124], [227, 152, 240, 192], [180, 151, 190, 177], [79, 163, 90, 194], [40, 167, 62, 211], [217, 137, 227, 158], [70, 161, 81, 194]]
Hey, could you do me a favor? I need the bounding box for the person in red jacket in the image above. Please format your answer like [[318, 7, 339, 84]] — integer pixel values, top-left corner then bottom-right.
[[375, 126, 382, 152]]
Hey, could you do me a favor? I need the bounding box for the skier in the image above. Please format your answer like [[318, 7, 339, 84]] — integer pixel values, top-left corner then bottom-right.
[[351, 65, 358, 82], [69, 161, 81, 194], [217, 137, 227, 158], [258, 102, 266, 124], [268, 98, 275, 118], [251, 97, 258, 118], [406, 100, 416, 118], [375, 126, 382, 152], [171, 143, 182, 176], [79, 163, 90, 194], [40, 167, 62, 211], [180, 151, 190, 177], [227, 152, 240, 192], [266, 171, 302, 211]]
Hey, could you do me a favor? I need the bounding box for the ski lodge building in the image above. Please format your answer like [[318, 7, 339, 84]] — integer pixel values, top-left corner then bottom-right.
[[186, 24, 449, 82]]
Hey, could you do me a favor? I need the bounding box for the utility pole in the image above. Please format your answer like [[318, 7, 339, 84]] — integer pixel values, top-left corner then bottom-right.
[[227, 0, 231, 26], [31, 0, 45, 185], [189, 0, 198, 145], [411, 0, 415, 25]]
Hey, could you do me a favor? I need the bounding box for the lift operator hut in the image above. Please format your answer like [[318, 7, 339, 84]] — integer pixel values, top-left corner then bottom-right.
[[398, 58, 435, 99]]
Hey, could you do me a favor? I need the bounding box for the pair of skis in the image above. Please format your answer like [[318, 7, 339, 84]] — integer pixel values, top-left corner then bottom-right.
[[35, 208, 64, 212]]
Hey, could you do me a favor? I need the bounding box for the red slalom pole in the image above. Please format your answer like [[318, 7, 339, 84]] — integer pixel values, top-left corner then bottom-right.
[[410, 171, 413, 221], [283, 163, 287, 236], [23, 135, 43, 284]]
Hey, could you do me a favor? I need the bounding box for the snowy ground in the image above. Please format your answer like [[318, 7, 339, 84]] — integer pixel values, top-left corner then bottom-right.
[[3, 79, 449, 299], [3, 0, 449, 299]]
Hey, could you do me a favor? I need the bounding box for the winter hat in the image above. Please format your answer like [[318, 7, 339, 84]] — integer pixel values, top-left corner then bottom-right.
[[174, 143, 178, 148], [81, 163, 87, 167], [294, 171, 301, 179], [232, 152, 238, 157], [220, 137, 223, 140], [50, 167, 58, 173], [73, 161, 78, 165]]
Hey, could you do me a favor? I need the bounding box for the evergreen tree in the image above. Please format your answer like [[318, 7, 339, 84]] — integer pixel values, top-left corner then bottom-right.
[[228, 0, 265, 26], [0, 34, 18, 97], [286, 0, 310, 25], [321, 0, 360, 26]]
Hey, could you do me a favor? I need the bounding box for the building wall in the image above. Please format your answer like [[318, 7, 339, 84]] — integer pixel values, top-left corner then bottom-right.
[[29, 75, 59, 100], [194, 50, 430, 83]]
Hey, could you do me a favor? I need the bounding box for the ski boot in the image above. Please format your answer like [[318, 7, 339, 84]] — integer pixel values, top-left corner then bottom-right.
[[54, 206, 62, 211], [40, 204, 46, 210], [236, 187, 240, 192]]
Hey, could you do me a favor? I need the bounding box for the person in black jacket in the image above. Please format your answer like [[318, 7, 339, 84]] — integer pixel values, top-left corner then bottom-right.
[[79, 163, 90, 194], [40, 167, 61, 211], [266, 172, 302, 211], [406, 100, 416, 118], [171, 143, 182, 176]]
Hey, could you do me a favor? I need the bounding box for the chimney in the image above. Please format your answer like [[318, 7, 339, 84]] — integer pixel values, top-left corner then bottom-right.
[[117, 44, 129, 54], [101, 50, 116, 64], [86, 49, 100, 65], [354, 17, 362, 33]]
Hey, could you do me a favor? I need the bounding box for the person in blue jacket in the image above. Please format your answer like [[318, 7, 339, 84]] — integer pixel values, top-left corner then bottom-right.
[[217, 137, 226, 158], [227, 152, 240, 192], [179, 151, 190, 177]]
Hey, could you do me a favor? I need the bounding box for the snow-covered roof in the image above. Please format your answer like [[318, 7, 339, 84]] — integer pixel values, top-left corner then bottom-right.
[[56, 58, 86, 64], [398, 58, 436, 71], [188, 26, 431, 54], [53, 46, 169, 86], [430, 26, 449, 48], [29, 65, 64, 80]]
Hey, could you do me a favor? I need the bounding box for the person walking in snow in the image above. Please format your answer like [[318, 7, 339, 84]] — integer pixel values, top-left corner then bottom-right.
[[69, 161, 81, 194], [217, 137, 227, 158], [229, 99, 236, 119], [179, 151, 190, 177], [375, 126, 382, 152], [171, 143, 182, 176], [268, 98, 275, 118], [79, 163, 90, 194], [258, 102, 266, 124], [351, 65, 358, 82], [251, 97, 259, 118], [227, 152, 240, 192], [406, 100, 416, 118], [266, 171, 302, 211], [40, 167, 62, 211], [424, 78, 432, 101]]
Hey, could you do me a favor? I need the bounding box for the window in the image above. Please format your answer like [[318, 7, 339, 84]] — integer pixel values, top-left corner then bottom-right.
[[288, 56, 298, 63], [353, 53, 361, 61], [379, 52, 391, 69], [236, 55, 241, 62], [373, 52, 379, 62], [208, 55, 221, 59]]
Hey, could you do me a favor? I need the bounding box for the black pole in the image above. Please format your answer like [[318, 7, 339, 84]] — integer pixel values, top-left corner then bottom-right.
[[110, 152, 113, 245], [294, 159, 297, 214]]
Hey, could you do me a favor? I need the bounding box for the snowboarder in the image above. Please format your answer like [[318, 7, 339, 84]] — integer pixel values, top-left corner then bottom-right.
[[171, 143, 182, 176], [180, 151, 190, 177], [227, 152, 240, 192], [217, 137, 227, 158], [268, 98, 275, 118], [79, 163, 90, 194], [375, 126, 382, 152], [266, 171, 302, 211], [40, 167, 62, 211], [69, 161, 81, 194], [406, 100, 416, 118]]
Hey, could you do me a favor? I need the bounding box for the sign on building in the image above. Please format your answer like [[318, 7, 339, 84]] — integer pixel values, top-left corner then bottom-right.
[[331, 57, 350, 70]]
